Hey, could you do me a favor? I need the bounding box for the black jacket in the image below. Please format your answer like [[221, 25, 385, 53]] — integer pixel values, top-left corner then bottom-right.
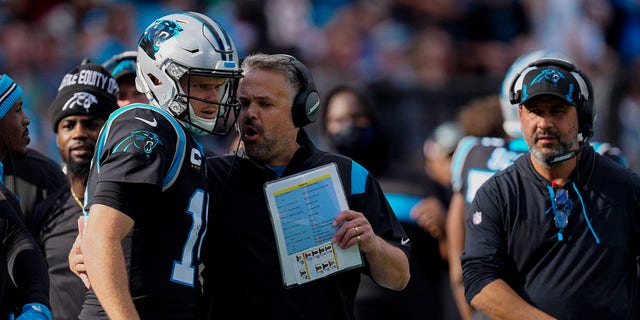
[[462, 146, 640, 319], [204, 130, 409, 320], [0, 184, 50, 318]]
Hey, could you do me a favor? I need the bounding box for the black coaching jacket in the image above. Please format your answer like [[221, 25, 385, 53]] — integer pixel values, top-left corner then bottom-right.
[[462, 146, 640, 319], [204, 129, 410, 320]]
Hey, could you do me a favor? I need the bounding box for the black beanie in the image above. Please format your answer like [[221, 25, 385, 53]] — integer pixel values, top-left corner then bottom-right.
[[50, 63, 119, 132]]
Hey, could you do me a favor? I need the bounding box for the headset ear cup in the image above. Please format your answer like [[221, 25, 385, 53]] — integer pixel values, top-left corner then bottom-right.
[[578, 95, 594, 141], [581, 72, 595, 141], [509, 89, 519, 105], [292, 90, 319, 127], [304, 91, 320, 124], [509, 68, 526, 105], [287, 57, 320, 128], [569, 68, 594, 142]]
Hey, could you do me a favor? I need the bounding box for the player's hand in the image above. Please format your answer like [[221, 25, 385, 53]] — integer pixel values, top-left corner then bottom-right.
[[332, 209, 377, 253], [68, 216, 91, 289], [410, 196, 446, 240]]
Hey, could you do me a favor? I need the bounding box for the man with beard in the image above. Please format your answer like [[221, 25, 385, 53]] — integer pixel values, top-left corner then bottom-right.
[[461, 56, 640, 319], [30, 62, 118, 320], [447, 51, 628, 320], [205, 54, 410, 319]]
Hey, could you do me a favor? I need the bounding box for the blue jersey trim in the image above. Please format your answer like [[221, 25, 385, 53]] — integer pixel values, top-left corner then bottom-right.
[[384, 193, 421, 223], [451, 136, 479, 191], [508, 138, 529, 152], [95, 103, 186, 190], [350, 161, 368, 195]]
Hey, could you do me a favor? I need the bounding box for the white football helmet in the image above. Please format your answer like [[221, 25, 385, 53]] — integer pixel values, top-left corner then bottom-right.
[[499, 50, 568, 138], [135, 12, 242, 135]]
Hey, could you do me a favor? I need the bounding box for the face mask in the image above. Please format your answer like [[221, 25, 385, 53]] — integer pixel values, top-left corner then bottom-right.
[[328, 125, 377, 157]]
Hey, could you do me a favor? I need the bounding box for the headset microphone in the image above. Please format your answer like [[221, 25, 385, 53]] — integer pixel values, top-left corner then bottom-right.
[[544, 143, 587, 165]]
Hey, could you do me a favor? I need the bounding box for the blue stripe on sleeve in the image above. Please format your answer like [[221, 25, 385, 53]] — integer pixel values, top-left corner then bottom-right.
[[351, 161, 368, 195], [385, 193, 421, 223]]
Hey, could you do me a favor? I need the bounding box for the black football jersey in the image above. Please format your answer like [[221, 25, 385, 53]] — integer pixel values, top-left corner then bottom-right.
[[451, 137, 527, 205], [81, 104, 209, 319]]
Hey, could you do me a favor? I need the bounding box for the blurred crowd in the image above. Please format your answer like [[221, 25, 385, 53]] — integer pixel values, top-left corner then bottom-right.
[[2, 0, 640, 173]]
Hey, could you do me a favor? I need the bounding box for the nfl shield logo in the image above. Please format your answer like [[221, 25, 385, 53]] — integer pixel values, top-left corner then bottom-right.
[[472, 211, 482, 225]]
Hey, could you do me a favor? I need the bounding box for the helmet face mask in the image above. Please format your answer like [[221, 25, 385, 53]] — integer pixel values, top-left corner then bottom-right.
[[135, 12, 242, 136], [178, 69, 240, 135]]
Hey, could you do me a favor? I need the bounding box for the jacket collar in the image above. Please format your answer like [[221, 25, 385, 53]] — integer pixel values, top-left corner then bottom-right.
[[517, 145, 595, 190]]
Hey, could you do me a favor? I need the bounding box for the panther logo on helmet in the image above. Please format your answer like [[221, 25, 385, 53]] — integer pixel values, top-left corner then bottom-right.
[[113, 130, 162, 158], [62, 92, 98, 112], [139, 20, 184, 59]]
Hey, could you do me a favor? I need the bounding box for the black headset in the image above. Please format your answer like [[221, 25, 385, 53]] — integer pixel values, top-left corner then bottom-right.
[[278, 54, 320, 128], [509, 58, 595, 143]]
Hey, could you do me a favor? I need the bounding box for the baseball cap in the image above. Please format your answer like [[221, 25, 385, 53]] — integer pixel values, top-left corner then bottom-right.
[[102, 51, 137, 82], [49, 63, 119, 132], [519, 66, 583, 106]]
